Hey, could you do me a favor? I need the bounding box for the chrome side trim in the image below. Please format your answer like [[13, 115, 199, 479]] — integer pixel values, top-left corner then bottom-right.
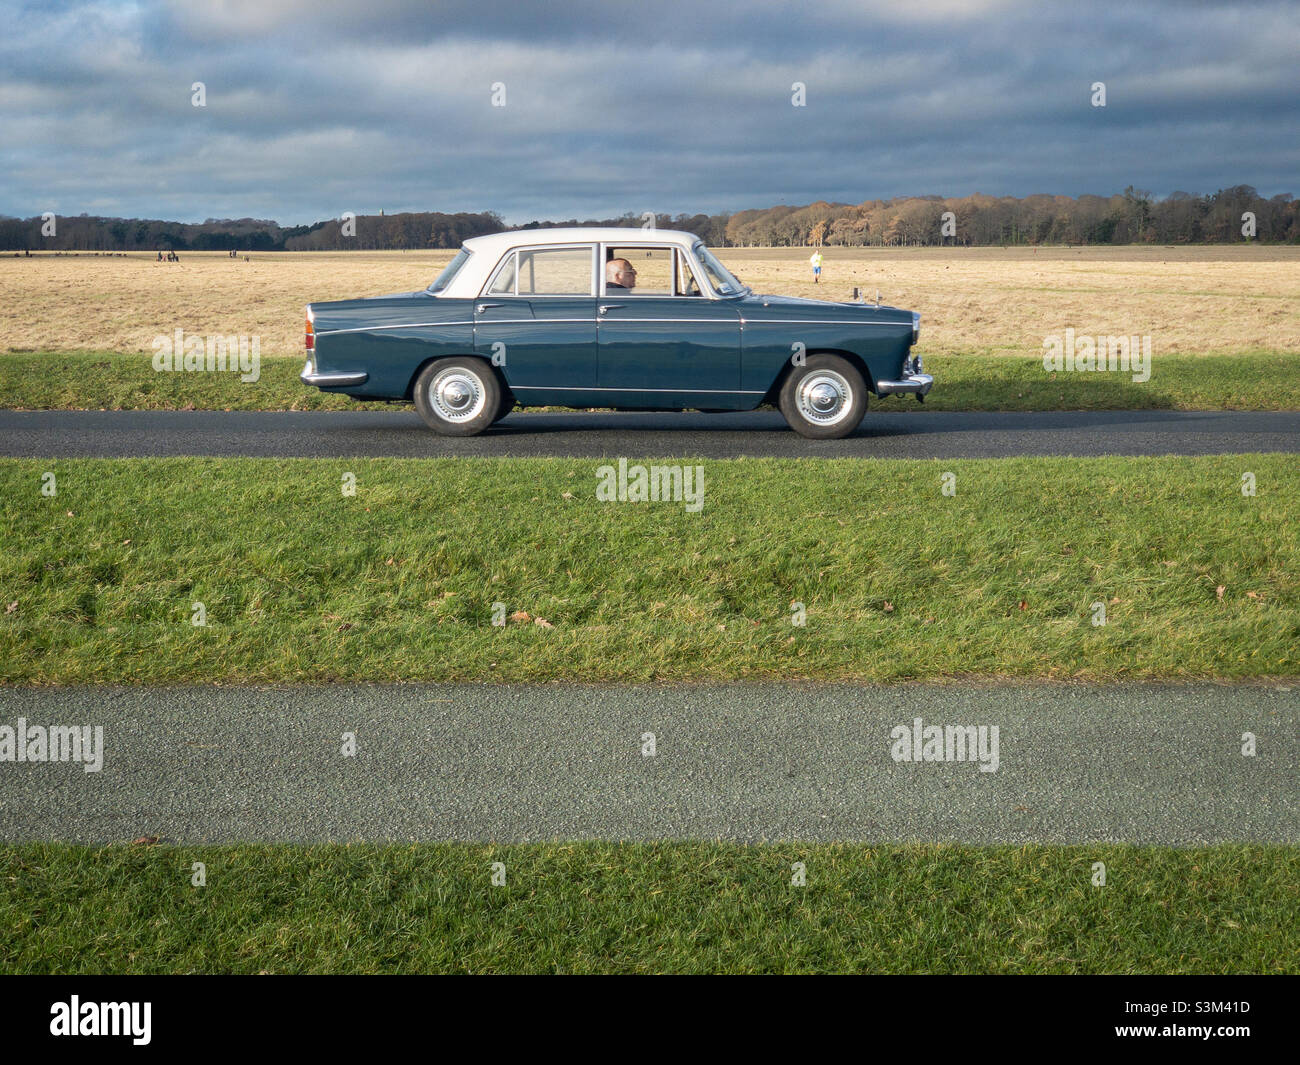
[[511, 386, 764, 395], [315, 321, 474, 335], [317, 317, 896, 333], [739, 319, 901, 326], [481, 317, 736, 324]]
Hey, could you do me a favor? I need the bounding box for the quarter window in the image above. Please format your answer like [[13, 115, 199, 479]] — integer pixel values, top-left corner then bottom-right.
[[487, 252, 516, 295], [428, 248, 470, 294], [675, 250, 703, 297]]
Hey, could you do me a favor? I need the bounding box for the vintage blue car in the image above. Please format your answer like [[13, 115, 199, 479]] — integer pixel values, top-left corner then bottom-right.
[[301, 228, 931, 438]]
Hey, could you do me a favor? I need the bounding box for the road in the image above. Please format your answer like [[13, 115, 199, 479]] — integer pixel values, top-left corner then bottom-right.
[[0, 409, 1297, 458], [1, 683, 1294, 845]]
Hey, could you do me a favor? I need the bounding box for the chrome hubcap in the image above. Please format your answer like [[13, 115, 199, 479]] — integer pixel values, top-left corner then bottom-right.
[[430, 367, 487, 422], [796, 370, 854, 426]]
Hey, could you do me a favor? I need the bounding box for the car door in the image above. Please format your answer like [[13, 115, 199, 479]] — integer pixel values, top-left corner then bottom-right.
[[596, 245, 744, 408], [474, 244, 598, 400]]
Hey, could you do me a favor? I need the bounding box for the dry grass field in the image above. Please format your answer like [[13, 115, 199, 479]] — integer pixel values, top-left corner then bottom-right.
[[2, 246, 1297, 359]]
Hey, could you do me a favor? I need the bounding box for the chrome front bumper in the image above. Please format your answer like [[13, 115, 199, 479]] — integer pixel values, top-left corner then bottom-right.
[[875, 372, 934, 397], [300, 359, 368, 388], [877, 355, 933, 398]]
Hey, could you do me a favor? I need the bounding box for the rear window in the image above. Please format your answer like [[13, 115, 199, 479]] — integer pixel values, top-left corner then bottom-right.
[[428, 248, 470, 294], [515, 247, 594, 295]]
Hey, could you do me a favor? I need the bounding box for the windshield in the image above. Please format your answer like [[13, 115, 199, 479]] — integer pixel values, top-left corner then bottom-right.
[[693, 244, 745, 295], [428, 248, 471, 294]]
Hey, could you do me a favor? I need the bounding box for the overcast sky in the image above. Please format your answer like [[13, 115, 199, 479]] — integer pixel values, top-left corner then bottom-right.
[[2, 0, 1296, 225]]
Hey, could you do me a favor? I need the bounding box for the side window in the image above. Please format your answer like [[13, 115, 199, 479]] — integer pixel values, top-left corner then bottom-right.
[[516, 247, 594, 295], [605, 247, 672, 295], [487, 252, 516, 295], [675, 250, 702, 297]]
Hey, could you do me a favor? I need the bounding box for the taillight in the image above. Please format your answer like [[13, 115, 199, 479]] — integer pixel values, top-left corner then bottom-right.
[[305, 310, 314, 350]]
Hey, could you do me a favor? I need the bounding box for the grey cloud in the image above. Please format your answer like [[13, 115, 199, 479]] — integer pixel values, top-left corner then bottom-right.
[[0, 0, 1294, 225]]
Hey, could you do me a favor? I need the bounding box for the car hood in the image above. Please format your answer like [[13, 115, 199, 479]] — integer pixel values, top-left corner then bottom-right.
[[736, 292, 910, 317]]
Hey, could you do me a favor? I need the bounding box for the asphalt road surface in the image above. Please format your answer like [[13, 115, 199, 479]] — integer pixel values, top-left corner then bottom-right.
[[0, 409, 1297, 458], [1, 683, 1294, 845]]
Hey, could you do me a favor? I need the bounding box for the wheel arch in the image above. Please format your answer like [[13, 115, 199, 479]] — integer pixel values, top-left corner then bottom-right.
[[404, 352, 512, 403], [761, 347, 875, 405]]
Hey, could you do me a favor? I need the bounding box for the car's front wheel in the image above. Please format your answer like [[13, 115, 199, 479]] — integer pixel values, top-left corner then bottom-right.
[[778, 354, 867, 439], [413, 358, 501, 436], [491, 390, 515, 425]]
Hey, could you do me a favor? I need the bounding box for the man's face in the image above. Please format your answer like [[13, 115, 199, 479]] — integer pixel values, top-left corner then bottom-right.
[[610, 259, 637, 289]]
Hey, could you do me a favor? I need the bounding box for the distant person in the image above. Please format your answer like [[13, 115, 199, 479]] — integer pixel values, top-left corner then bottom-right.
[[605, 258, 636, 291], [809, 249, 823, 284], [156, 251, 163, 261]]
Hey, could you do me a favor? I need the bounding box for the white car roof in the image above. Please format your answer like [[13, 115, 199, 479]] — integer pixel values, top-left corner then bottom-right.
[[441, 227, 704, 298]]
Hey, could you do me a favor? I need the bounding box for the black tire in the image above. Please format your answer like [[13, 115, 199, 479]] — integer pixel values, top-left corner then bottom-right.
[[777, 354, 867, 439], [491, 390, 515, 424], [413, 358, 501, 436]]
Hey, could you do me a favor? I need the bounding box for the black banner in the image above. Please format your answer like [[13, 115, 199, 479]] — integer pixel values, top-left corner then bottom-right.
[[0, 975, 1290, 1053]]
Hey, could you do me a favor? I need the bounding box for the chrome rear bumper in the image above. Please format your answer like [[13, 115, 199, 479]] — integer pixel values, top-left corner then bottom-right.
[[301, 359, 368, 388]]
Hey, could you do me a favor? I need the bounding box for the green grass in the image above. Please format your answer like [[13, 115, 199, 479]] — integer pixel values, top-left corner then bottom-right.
[[2, 842, 1295, 973], [1, 349, 1295, 411], [1, 455, 1295, 684], [0, 351, 358, 411], [908, 347, 1300, 411]]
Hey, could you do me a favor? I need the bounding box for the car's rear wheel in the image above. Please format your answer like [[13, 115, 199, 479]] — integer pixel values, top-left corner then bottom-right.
[[778, 354, 867, 439], [413, 358, 500, 436]]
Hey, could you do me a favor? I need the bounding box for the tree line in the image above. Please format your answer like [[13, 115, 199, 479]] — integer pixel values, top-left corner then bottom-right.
[[724, 187, 1296, 246], [1, 187, 1293, 251]]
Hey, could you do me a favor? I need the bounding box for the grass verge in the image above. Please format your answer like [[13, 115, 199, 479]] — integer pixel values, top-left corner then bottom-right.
[[1, 456, 1295, 684], [2, 842, 1295, 974], [1, 349, 1296, 411]]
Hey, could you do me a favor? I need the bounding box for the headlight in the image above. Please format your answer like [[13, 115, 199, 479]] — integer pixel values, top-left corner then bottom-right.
[[911, 311, 920, 346]]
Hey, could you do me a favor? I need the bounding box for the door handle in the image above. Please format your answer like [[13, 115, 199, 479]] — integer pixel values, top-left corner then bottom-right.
[[476, 302, 504, 314], [599, 304, 623, 314]]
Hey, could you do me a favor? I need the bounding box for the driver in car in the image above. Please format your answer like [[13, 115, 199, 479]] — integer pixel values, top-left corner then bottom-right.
[[605, 258, 637, 291]]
